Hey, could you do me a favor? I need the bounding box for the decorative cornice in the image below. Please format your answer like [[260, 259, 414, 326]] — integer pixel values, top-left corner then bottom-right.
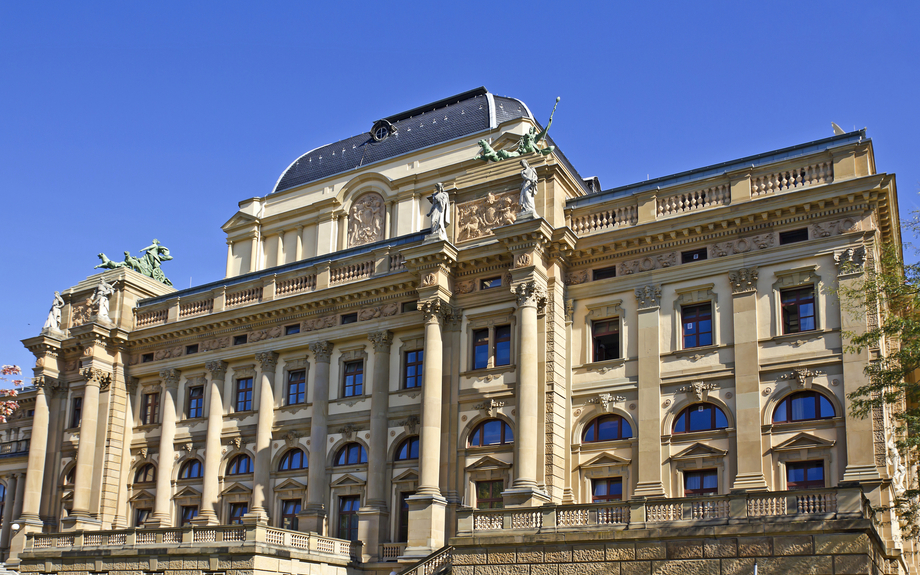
[[160, 368, 182, 389], [728, 267, 759, 294], [634, 284, 662, 310], [205, 360, 228, 381], [309, 341, 334, 364], [255, 351, 279, 371], [368, 331, 393, 353]]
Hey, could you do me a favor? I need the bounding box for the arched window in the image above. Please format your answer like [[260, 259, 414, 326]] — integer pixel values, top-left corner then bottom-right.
[[335, 443, 367, 466], [179, 459, 203, 479], [396, 437, 420, 461], [773, 391, 836, 423], [134, 463, 156, 483], [468, 419, 514, 447], [227, 454, 252, 475], [279, 448, 307, 471], [63, 467, 75, 485], [672, 403, 729, 434], [583, 415, 633, 443]]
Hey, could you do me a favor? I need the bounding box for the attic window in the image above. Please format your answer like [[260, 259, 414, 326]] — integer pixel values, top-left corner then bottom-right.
[[370, 119, 397, 142]]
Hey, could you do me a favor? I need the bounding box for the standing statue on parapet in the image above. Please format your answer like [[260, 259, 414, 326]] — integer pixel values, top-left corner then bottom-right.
[[426, 183, 450, 239], [519, 159, 538, 216], [95, 239, 173, 286], [92, 278, 115, 323], [42, 291, 65, 332]]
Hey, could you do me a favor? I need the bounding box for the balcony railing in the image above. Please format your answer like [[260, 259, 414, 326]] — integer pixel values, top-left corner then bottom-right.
[[0, 439, 29, 458]]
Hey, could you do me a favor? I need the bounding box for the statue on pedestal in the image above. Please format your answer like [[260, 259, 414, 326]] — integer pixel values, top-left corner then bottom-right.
[[92, 278, 115, 324], [426, 183, 450, 240], [519, 159, 538, 218], [42, 291, 65, 332], [95, 239, 173, 286]]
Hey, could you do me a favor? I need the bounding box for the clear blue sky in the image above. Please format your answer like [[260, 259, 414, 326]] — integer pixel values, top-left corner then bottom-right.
[[2, 2, 918, 379]]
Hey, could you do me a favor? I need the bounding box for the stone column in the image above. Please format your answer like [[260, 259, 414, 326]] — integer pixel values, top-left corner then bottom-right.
[[633, 285, 666, 497], [18, 382, 50, 523], [729, 268, 769, 491], [147, 369, 180, 528], [245, 352, 278, 524], [226, 240, 234, 277], [404, 300, 448, 558], [302, 341, 333, 534], [276, 235, 285, 266], [249, 232, 259, 273], [67, 368, 112, 527], [443, 310, 463, 538], [503, 281, 548, 507], [358, 331, 392, 561], [296, 225, 304, 260], [195, 361, 226, 525], [0, 474, 19, 553]]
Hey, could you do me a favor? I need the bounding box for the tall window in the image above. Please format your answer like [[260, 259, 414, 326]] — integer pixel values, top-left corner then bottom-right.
[[472, 325, 511, 370], [397, 491, 414, 542], [404, 350, 423, 389], [343, 361, 364, 397], [179, 459, 203, 479], [773, 391, 835, 423], [180, 505, 199, 526], [592, 478, 623, 502], [281, 499, 301, 530], [141, 392, 159, 425], [228, 502, 248, 524], [682, 303, 713, 348], [592, 319, 620, 362], [672, 403, 729, 434], [235, 378, 253, 412], [476, 480, 504, 509], [787, 461, 825, 489], [684, 469, 718, 495], [583, 415, 632, 442], [279, 448, 307, 471], [781, 287, 816, 333], [227, 454, 252, 475], [71, 396, 84, 428], [468, 419, 514, 447], [187, 386, 204, 419], [287, 370, 306, 405], [396, 437, 420, 460], [337, 496, 360, 541], [134, 464, 156, 484], [335, 443, 368, 466], [134, 507, 151, 527]]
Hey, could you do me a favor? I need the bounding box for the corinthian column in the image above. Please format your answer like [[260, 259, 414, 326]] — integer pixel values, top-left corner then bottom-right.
[[633, 285, 666, 498], [246, 352, 278, 523], [0, 473, 19, 552], [147, 369, 180, 528], [18, 380, 50, 523], [66, 367, 111, 528], [302, 341, 333, 534], [195, 361, 227, 525], [359, 331, 392, 561]]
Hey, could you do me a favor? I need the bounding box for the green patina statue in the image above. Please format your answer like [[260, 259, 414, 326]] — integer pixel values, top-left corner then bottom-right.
[[95, 239, 174, 286], [476, 97, 559, 162]]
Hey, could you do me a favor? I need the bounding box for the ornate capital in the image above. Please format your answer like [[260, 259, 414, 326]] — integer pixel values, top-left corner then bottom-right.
[[31, 375, 54, 389], [634, 284, 662, 309], [310, 341, 334, 364], [255, 351, 279, 371], [835, 247, 866, 277], [444, 307, 464, 332], [513, 281, 546, 309], [205, 360, 228, 381], [368, 331, 394, 353], [420, 299, 450, 324], [728, 267, 758, 294], [159, 368, 182, 389], [81, 367, 112, 390]]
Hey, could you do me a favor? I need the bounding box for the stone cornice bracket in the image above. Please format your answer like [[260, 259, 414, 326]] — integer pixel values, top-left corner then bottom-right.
[[588, 393, 625, 413], [835, 246, 866, 277], [368, 331, 393, 353], [205, 360, 228, 381], [399, 415, 420, 435], [547, 228, 578, 264], [475, 398, 505, 418], [781, 367, 824, 388], [634, 284, 662, 310], [81, 367, 112, 390], [309, 341, 334, 364], [255, 351, 279, 371], [728, 267, 759, 294], [514, 280, 547, 310], [159, 368, 182, 389], [679, 381, 718, 401]]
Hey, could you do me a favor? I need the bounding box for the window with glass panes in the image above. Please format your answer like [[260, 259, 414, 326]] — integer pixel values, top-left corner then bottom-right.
[[134, 507, 151, 527], [71, 396, 84, 427], [287, 369, 306, 405], [681, 303, 713, 348], [396, 437, 420, 460], [781, 286, 816, 333], [476, 480, 504, 509], [592, 319, 620, 362], [141, 392, 159, 425], [583, 415, 632, 442], [180, 505, 198, 526], [235, 378, 253, 412], [343, 361, 363, 397], [469, 420, 514, 447], [404, 350, 423, 389], [591, 478, 623, 502], [684, 469, 718, 495], [281, 499, 301, 530], [228, 502, 248, 524], [673, 404, 729, 434], [337, 496, 360, 541], [786, 461, 825, 489], [397, 491, 414, 542], [472, 325, 511, 370], [335, 443, 368, 466], [772, 391, 836, 423], [187, 386, 203, 418]]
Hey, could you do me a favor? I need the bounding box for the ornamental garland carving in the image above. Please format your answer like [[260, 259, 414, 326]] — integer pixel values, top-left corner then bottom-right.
[[155, 347, 184, 361], [619, 253, 676, 275], [347, 193, 385, 248], [358, 302, 399, 321], [302, 315, 337, 332], [588, 393, 625, 413], [634, 284, 662, 309], [309, 341, 334, 363], [456, 191, 519, 243], [728, 267, 758, 294], [781, 367, 824, 388], [679, 381, 718, 400], [565, 270, 588, 285]]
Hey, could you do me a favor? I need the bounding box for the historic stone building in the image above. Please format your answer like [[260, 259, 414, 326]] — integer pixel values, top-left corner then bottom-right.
[[1, 88, 915, 575]]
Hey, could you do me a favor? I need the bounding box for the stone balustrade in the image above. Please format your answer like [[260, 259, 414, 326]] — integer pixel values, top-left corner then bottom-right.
[[136, 307, 168, 328], [179, 297, 214, 318], [331, 259, 375, 285], [380, 542, 407, 562], [569, 196, 638, 236], [226, 285, 263, 308], [657, 182, 729, 217], [751, 160, 833, 197], [276, 273, 316, 296], [400, 545, 453, 575]]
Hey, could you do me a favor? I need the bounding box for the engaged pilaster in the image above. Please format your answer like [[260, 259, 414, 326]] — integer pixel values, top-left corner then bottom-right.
[[302, 341, 333, 534], [633, 284, 666, 498], [194, 360, 227, 526]]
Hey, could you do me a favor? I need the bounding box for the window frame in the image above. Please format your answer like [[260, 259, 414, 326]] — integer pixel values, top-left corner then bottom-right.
[[337, 495, 361, 541], [286, 369, 306, 405], [786, 460, 826, 490], [681, 302, 713, 349], [468, 419, 514, 447], [772, 391, 836, 424], [280, 499, 301, 530], [227, 454, 253, 476], [475, 480, 504, 509], [334, 443, 368, 466], [395, 436, 420, 461], [672, 403, 729, 434], [235, 378, 253, 412], [228, 502, 248, 524], [771, 266, 822, 338], [180, 505, 199, 526], [779, 228, 808, 245], [141, 392, 159, 426], [591, 318, 621, 362], [71, 396, 84, 428], [186, 385, 204, 419], [592, 266, 617, 281], [403, 349, 424, 389], [278, 448, 307, 471], [780, 286, 817, 335], [133, 463, 156, 484], [134, 506, 151, 527], [683, 468, 719, 496], [582, 414, 632, 443], [178, 458, 203, 480], [591, 477, 623, 502], [342, 360, 364, 398], [396, 491, 414, 542]]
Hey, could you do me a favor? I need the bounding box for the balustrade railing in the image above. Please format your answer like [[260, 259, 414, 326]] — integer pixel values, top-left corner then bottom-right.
[[751, 160, 833, 197], [276, 274, 316, 296], [381, 542, 407, 562], [401, 545, 453, 575], [179, 298, 213, 318], [226, 286, 262, 308], [136, 308, 167, 328], [331, 259, 375, 285], [570, 200, 638, 236], [657, 183, 729, 217]]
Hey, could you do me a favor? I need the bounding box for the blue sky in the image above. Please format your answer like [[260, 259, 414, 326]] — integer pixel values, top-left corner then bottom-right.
[[1, 2, 918, 379]]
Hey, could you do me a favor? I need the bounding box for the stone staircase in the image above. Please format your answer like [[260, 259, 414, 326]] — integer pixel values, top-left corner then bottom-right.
[[398, 546, 453, 575]]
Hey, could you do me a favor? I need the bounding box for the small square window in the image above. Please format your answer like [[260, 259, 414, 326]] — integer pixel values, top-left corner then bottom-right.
[[779, 228, 808, 245], [681, 248, 708, 264], [341, 313, 358, 325], [285, 324, 300, 336], [233, 334, 247, 346], [476, 480, 504, 509], [141, 353, 154, 363], [480, 277, 502, 290], [185, 344, 199, 355], [402, 301, 417, 313], [593, 266, 617, 281]]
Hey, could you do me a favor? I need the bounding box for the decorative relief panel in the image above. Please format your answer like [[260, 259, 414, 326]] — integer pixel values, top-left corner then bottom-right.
[[358, 302, 399, 321], [619, 252, 676, 275], [347, 193, 385, 248], [70, 296, 94, 328], [634, 284, 662, 309], [456, 191, 519, 242], [249, 326, 283, 342], [201, 337, 230, 352], [302, 315, 337, 332], [710, 233, 774, 258], [565, 270, 588, 285]]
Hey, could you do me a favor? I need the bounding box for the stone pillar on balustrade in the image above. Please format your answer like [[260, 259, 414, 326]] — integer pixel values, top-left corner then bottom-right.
[[632, 284, 666, 498]]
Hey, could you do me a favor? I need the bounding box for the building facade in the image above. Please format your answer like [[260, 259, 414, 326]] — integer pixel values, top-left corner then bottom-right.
[[1, 88, 915, 575]]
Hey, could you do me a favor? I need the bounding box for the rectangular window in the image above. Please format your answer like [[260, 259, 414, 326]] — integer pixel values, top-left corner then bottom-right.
[[397, 491, 414, 542], [341, 313, 358, 325], [134, 507, 151, 527], [592, 319, 620, 362], [70, 396, 84, 428], [337, 495, 360, 541], [343, 361, 363, 397], [681, 248, 708, 264], [187, 386, 204, 419], [141, 393, 159, 426], [281, 499, 301, 530], [476, 480, 504, 509], [285, 324, 300, 335], [787, 461, 825, 490], [233, 334, 247, 346], [472, 328, 490, 370], [781, 286, 816, 333], [402, 301, 417, 313], [593, 266, 617, 281], [180, 505, 199, 526], [684, 469, 718, 495], [404, 350, 423, 389], [779, 228, 808, 245], [682, 303, 713, 348], [287, 370, 306, 405], [473, 325, 512, 370], [591, 478, 623, 502], [141, 353, 154, 363], [480, 277, 502, 290], [235, 378, 253, 412], [228, 502, 248, 524], [494, 325, 511, 367], [185, 344, 199, 355]]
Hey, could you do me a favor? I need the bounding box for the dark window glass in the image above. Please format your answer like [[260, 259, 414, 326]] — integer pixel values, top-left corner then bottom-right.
[[279, 449, 306, 471], [335, 443, 368, 466], [473, 328, 490, 369], [341, 313, 358, 325], [179, 459, 202, 479], [134, 464, 156, 483], [781, 287, 816, 334], [235, 378, 253, 412], [396, 437, 420, 460], [337, 496, 360, 541], [135, 507, 151, 527], [343, 361, 364, 397], [592, 320, 620, 362], [480, 277, 502, 290], [187, 386, 204, 419], [233, 334, 247, 346], [281, 499, 301, 530], [404, 350, 423, 389], [402, 301, 417, 313], [494, 325, 511, 367], [583, 415, 632, 442], [285, 324, 300, 336], [185, 344, 199, 355], [71, 396, 84, 428], [593, 266, 617, 281], [779, 228, 808, 245], [476, 480, 504, 509], [141, 393, 159, 425], [681, 248, 708, 264], [287, 370, 306, 405], [682, 303, 713, 348], [141, 353, 154, 363], [772, 391, 836, 423], [180, 505, 198, 526], [397, 491, 414, 542], [227, 454, 252, 475], [469, 420, 514, 447], [228, 502, 248, 524], [592, 478, 623, 502], [684, 469, 719, 495], [787, 461, 825, 489], [673, 404, 729, 434]]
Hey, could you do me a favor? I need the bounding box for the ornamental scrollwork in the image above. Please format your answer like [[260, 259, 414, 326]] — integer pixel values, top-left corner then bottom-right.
[[160, 368, 182, 389], [634, 284, 662, 309], [368, 331, 394, 353], [309, 341, 334, 364], [81, 367, 113, 390], [678, 381, 718, 400], [728, 267, 758, 294], [514, 281, 546, 309], [588, 393, 625, 413]]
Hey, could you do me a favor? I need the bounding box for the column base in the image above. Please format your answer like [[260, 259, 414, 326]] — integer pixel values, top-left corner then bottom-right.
[[501, 486, 550, 508], [633, 481, 666, 498], [401, 493, 447, 560], [191, 510, 220, 527], [241, 509, 269, 526], [60, 515, 102, 532], [731, 473, 769, 492], [7, 519, 44, 567], [843, 464, 882, 483], [298, 506, 327, 535], [357, 508, 389, 562]]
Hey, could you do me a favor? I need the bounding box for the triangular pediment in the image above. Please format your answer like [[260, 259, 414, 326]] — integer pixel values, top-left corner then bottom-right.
[[274, 478, 306, 491], [129, 489, 155, 503], [393, 469, 419, 483], [330, 473, 365, 487], [465, 456, 511, 472], [673, 442, 727, 460], [172, 486, 201, 500], [220, 482, 253, 496], [773, 432, 835, 451], [580, 453, 631, 468], [221, 212, 258, 232]]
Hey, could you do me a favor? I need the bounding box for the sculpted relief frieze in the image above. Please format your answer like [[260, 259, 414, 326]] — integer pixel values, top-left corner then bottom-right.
[[456, 191, 519, 242], [347, 193, 385, 248]]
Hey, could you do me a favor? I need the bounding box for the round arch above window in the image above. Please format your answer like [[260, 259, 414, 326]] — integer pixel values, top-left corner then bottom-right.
[[335, 443, 367, 466], [227, 454, 253, 475], [672, 403, 729, 434], [279, 448, 307, 471], [583, 414, 633, 443], [468, 419, 514, 447], [773, 391, 836, 423], [134, 463, 156, 484], [63, 466, 76, 485], [179, 458, 203, 479], [396, 436, 419, 461]]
